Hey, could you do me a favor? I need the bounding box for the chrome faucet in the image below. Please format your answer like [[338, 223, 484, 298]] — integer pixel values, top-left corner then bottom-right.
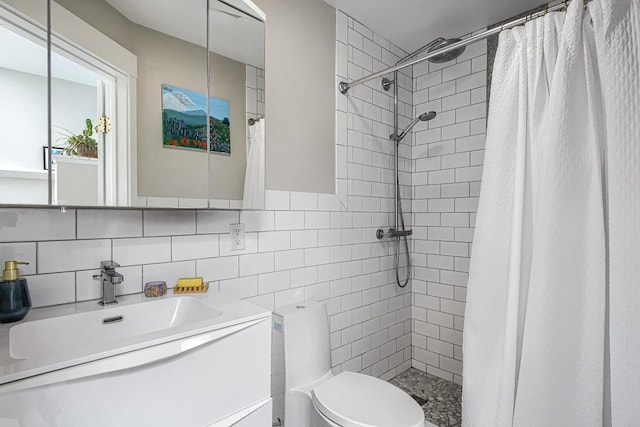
[[93, 261, 124, 305]]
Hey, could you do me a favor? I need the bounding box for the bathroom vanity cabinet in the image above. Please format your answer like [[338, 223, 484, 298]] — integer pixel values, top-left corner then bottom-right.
[[0, 292, 272, 426]]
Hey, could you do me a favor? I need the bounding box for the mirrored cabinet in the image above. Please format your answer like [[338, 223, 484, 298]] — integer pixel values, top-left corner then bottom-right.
[[0, 0, 265, 209], [0, 0, 49, 205]]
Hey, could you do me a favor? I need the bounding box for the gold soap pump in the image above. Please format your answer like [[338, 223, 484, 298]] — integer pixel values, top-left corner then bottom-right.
[[3, 261, 28, 281], [0, 260, 32, 323]]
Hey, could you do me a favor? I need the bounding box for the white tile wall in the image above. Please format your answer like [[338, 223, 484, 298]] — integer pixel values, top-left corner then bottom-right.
[[410, 35, 487, 385]]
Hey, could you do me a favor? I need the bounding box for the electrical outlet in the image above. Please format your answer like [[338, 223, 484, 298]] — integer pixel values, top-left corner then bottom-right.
[[229, 223, 245, 251]]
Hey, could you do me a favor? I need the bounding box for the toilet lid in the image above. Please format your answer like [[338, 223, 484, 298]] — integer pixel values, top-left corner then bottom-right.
[[311, 372, 424, 427]]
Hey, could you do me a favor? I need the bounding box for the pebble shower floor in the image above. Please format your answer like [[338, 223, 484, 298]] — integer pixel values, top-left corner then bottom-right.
[[390, 368, 462, 426]]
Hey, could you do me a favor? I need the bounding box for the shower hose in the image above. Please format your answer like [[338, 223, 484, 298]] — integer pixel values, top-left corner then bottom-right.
[[395, 180, 411, 288]]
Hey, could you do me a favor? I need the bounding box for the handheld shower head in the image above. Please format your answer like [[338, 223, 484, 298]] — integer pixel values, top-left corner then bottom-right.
[[418, 111, 437, 121], [391, 111, 437, 142]]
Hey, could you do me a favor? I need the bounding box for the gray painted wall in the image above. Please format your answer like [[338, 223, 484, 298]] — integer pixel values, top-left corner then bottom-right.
[[255, 0, 336, 195]]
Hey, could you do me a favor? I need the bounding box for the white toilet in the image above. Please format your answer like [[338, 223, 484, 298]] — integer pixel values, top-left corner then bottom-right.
[[273, 302, 425, 427]]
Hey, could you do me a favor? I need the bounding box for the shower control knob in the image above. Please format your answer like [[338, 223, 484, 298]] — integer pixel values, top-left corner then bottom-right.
[[375, 229, 385, 239]]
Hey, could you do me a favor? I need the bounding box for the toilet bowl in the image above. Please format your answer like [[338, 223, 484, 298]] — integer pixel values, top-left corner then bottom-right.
[[273, 302, 424, 427]]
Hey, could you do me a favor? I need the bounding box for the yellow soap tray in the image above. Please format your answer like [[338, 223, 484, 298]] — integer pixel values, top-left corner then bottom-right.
[[173, 277, 209, 294]]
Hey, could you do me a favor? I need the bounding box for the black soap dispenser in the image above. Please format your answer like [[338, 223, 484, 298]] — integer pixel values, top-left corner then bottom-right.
[[0, 261, 32, 323]]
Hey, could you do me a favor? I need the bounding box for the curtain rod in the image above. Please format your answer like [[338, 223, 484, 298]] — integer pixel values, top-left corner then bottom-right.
[[248, 116, 262, 126], [338, 0, 587, 94]]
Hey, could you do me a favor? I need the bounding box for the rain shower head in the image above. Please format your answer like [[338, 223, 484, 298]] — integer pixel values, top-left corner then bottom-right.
[[381, 38, 466, 92], [391, 111, 437, 142], [427, 38, 466, 63]]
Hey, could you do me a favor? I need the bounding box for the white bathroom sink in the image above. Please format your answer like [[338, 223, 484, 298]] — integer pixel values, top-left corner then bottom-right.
[[0, 291, 271, 387], [0, 291, 272, 426], [9, 296, 221, 360]]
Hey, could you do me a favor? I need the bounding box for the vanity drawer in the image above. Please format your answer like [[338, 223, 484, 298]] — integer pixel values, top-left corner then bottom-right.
[[0, 318, 271, 426]]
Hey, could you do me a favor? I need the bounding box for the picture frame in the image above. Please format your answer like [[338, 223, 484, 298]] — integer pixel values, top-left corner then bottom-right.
[[42, 146, 65, 171], [161, 83, 231, 154]]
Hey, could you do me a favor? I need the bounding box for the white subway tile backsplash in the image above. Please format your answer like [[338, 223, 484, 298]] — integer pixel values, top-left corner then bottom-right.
[[259, 231, 291, 253], [196, 210, 239, 234], [305, 247, 330, 266], [172, 234, 219, 261], [142, 261, 195, 288], [239, 252, 274, 276], [26, 272, 75, 307], [0, 209, 75, 242], [274, 249, 305, 271], [112, 237, 170, 266], [291, 266, 318, 288], [38, 239, 111, 274], [291, 230, 318, 249], [275, 211, 305, 230], [0, 242, 36, 275], [305, 212, 331, 229], [77, 210, 142, 239], [220, 275, 258, 299], [258, 270, 290, 294], [196, 256, 238, 282], [144, 210, 196, 236], [318, 263, 342, 282]]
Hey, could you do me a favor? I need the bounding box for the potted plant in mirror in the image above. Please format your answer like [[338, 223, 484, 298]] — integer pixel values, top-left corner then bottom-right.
[[58, 118, 98, 158]]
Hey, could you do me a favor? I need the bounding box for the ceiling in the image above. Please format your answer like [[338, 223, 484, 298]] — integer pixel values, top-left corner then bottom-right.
[[322, 0, 546, 52], [0, 26, 100, 86], [105, 0, 265, 68]]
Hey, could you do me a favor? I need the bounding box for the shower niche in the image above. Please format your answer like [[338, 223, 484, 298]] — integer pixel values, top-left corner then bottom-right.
[[0, 0, 265, 209]]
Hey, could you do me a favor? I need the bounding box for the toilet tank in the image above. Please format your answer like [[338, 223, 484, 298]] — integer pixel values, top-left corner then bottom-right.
[[273, 302, 332, 390]]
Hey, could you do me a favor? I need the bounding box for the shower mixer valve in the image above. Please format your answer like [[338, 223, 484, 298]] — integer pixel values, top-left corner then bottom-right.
[[376, 228, 413, 239]]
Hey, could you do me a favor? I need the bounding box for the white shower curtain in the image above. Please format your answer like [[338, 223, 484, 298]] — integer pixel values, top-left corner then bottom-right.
[[462, 0, 640, 425], [242, 118, 265, 209], [590, 0, 640, 424]]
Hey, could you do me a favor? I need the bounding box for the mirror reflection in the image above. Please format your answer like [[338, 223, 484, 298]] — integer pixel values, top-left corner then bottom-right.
[[209, 0, 265, 209], [52, 0, 210, 207], [0, 0, 265, 208], [0, 0, 49, 205]]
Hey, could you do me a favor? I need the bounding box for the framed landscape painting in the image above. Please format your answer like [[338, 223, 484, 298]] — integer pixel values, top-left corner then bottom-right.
[[161, 83, 230, 154]]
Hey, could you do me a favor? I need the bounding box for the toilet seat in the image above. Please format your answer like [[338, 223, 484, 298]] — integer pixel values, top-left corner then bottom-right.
[[311, 372, 424, 427]]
